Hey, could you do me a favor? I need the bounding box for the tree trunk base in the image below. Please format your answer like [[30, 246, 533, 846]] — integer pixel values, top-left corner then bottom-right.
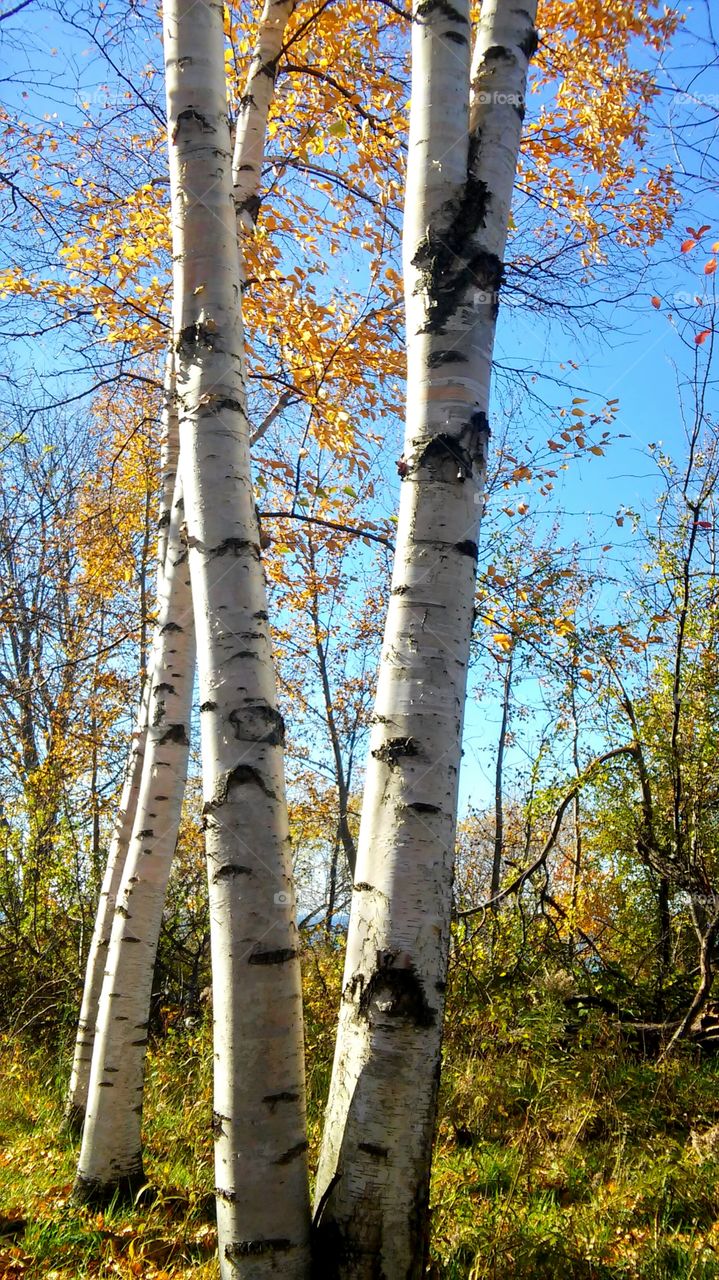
[[71, 1167, 151, 1209], [63, 1102, 85, 1138]]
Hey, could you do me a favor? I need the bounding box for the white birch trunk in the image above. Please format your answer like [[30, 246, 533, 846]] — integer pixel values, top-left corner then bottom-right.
[[313, 2, 538, 1274], [65, 353, 179, 1135], [164, 2, 310, 1274], [73, 422, 195, 1202], [64, 683, 150, 1133], [232, 0, 294, 231]]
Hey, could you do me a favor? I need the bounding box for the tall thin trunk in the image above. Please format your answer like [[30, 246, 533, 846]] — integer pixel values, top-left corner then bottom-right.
[[313, 2, 537, 1273], [308, 544, 357, 879], [568, 675, 582, 951], [490, 645, 514, 903], [661, 906, 719, 1060], [64, 675, 151, 1134], [65, 358, 180, 1135], [164, 2, 309, 1273], [231, 0, 295, 230], [73, 431, 195, 1202]]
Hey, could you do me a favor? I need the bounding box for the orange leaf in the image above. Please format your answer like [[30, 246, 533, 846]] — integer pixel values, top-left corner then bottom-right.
[[651, 295, 661, 309], [695, 328, 712, 345], [704, 259, 717, 275]]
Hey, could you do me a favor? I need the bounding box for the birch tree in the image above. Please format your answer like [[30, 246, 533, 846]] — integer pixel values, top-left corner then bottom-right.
[[65, 357, 179, 1134], [163, 0, 310, 1272], [72, 361, 195, 1202], [313, 1, 538, 1273]]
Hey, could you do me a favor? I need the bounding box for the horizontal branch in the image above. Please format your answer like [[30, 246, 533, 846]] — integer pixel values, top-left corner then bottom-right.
[[259, 510, 394, 549]]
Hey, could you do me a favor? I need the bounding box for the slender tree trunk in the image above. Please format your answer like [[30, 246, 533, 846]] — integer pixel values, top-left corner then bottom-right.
[[656, 874, 671, 1019], [64, 678, 151, 1135], [661, 907, 719, 1060], [313, 2, 537, 1273], [308, 545, 357, 879], [65, 358, 180, 1135], [164, 2, 310, 1273], [568, 677, 582, 951], [491, 645, 514, 902], [231, 0, 295, 230], [73, 429, 195, 1202]]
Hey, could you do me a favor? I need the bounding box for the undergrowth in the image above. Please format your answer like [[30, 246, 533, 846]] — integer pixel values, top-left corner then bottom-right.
[[3, 940, 719, 1277]]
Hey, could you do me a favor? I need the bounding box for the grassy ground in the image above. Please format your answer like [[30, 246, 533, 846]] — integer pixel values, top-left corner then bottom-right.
[[4, 947, 719, 1277]]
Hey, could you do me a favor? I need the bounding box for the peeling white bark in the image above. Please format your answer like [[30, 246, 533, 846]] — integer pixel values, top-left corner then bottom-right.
[[313, 1, 538, 1274], [164, 2, 310, 1275], [64, 681, 150, 1134], [65, 350, 180, 1135], [73, 434, 195, 1202], [232, 0, 295, 232]]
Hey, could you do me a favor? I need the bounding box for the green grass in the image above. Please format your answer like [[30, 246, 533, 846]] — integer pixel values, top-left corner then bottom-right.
[[4, 951, 719, 1277]]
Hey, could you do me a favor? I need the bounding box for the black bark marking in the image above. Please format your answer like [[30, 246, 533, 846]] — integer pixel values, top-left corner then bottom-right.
[[519, 24, 540, 59], [470, 409, 491, 436], [153, 682, 175, 696], [354, 952, 436, 1028], [160, 621, 183, 634], [212, 864, 253, 882], [157, 511, 171, 529], [275, 1140, 308, 1165], [237, 194, 261, 224], [443, 29, 468, 44], [177, 321, 219, 354], [115, 905, 129, 917], [262, 1091, 299, 1109], [253, 609, 269, 621], [136, 829, 153, 838], [248, 947, 297, 966], [454, 540, 478, 561], [372, 736, 419, 767], [215, 1186, 238, 1203], [411, 152, 502, 333], [225, 1239, 291, 1259], [416, 0, 467, 22], [200, 700, 217, 712], [211, 536, 257, 558], [211, 1112, 228, 1138], [228, 703, 285, 746], [427, 348, 468, 367], [409, 802, 441, 814], [358, 1142, 389, 1159], [174, 107, 213, 136], [417, 433, 474, 480], [354, 881, 374, 892], [203, 763, 276, 811], [158, 723, 190, 746]]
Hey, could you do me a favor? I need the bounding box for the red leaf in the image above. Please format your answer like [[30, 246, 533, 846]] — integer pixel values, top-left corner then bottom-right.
[[696, 224, 711, 237], [697, 520, 712, 530], [651, 295, 661, 309], [695, 328, 712, 345]]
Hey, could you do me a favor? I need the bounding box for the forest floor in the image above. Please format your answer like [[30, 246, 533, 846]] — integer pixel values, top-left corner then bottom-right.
[[4, 946, 719, 1278]]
